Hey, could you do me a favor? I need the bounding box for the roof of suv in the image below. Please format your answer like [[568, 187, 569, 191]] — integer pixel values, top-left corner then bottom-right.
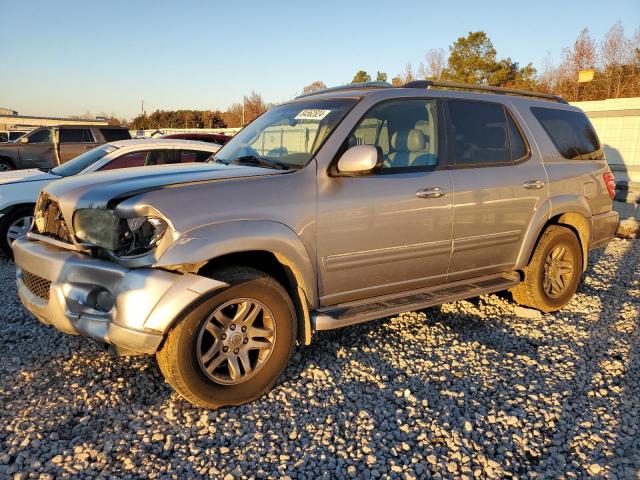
[[294, 81, 576, 110]]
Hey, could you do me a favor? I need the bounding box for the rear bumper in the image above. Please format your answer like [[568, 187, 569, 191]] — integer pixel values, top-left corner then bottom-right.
[[13, 236, 227, 355], [590, 210, 619, 250]]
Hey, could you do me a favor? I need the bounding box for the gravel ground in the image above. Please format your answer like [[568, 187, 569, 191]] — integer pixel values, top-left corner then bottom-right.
[[0, 238, 638, 480]]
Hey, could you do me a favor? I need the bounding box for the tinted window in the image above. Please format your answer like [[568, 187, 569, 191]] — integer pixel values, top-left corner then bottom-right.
[[531, 107, 602, 160], [449, 100, 523, 165], [347, 99, 439, 170], [60, 128, 94, 143], [0, 133, 7, 142], [100, 128, 131, 142], [179, 149, 214, 163], [27, 129, 53, 143], [8, 132, 25, 141], [99, 149, 174, 170], [100, 151, 147, 171]]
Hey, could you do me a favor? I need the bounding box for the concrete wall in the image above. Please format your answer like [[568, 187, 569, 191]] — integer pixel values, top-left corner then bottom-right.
[[571, 97, 640, 185]]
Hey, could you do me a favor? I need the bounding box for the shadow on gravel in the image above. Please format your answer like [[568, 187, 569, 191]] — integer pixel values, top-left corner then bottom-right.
[[533, 242, 639, 476]]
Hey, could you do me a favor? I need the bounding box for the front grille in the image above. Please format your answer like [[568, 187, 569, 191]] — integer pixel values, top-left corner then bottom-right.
[[34, 195, 72, 243], [22, 270, 51, 301]]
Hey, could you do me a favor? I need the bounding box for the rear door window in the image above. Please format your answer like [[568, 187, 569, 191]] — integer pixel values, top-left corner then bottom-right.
[[60, 128, 94, 143], [178, 149, 214, 163], [100, 128, 131, 142], [99, 149, 174, 170], [447, 100, 528, 165], [530, 107, 602, 160]]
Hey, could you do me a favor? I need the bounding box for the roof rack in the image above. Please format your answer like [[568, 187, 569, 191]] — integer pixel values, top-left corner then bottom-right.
[[403, 80, 568, 104], [296, 81, 392, 98]]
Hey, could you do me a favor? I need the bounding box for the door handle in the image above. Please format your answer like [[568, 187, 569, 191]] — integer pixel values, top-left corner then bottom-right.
[[416, 187, 446, 199], [523, 180, 545, 189]]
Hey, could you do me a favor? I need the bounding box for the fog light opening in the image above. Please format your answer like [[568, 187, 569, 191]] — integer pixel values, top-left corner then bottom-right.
[[86, 288, 115, 313]]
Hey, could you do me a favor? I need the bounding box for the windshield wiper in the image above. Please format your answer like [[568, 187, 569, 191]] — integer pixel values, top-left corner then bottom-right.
[[229, 155, 290, 170]]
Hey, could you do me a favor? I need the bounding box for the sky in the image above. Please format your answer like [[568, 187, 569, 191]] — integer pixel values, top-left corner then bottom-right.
[[1, 0, 638, 120]]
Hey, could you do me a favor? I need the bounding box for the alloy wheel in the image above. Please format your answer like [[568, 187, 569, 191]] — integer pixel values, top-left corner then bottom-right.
[[543, 245, 574, 298], [196, 298, 276, 385], [6, 215, 34, 244]]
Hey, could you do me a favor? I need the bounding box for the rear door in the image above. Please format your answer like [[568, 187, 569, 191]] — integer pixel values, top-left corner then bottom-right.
[[445, 98, 548, 281], [58, 128, 99, 163]]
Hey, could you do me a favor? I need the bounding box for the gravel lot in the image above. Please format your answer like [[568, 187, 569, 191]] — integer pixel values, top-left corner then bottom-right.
[[1, 238, 638, 479]]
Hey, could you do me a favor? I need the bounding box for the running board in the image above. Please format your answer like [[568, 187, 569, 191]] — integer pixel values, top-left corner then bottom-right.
[[312, 272, 520, 331]]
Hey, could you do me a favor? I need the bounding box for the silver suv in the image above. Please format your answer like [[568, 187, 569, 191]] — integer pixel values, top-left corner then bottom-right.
[[14, 81, 619, 408]]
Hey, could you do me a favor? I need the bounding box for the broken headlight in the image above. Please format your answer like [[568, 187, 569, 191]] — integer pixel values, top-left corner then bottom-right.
[[73, 209, 167, 256]]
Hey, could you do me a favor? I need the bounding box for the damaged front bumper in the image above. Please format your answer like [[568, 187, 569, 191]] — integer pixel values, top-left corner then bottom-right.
[[13, 236, 226, 355]]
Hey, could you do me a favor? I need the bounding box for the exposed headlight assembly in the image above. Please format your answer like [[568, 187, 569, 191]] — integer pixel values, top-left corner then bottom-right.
[[73, 208, 167, 256]]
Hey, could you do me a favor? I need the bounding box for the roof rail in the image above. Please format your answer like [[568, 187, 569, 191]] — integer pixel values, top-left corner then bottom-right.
[[296, 81, 392, 98], [403, 80, 568, 104]]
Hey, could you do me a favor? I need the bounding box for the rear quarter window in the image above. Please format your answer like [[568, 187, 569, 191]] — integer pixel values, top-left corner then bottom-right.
[[100, 128, 131, 142], [531, 107, 602, 160]]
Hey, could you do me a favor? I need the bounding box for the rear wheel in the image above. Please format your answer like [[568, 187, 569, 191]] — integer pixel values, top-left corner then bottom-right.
[[511, 225, 583, 312], [0, 206, 34, 257], [156, 267, 296, 408]]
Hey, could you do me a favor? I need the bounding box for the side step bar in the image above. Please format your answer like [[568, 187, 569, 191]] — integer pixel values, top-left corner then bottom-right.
[[312, 272, 520, 331]]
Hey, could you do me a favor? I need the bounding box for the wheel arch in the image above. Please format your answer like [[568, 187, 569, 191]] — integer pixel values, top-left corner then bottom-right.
[[517, 196, 591, 272], [156, 220, 317, 345]]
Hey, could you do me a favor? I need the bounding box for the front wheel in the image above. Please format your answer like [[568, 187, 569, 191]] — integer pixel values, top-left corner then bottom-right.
[[0, 206, 35, 257], [511, 225, 583, 312], [156, 267, 296, 408]]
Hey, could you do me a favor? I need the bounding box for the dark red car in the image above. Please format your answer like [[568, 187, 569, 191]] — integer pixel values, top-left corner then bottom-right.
[[161, 132, 232, 145]]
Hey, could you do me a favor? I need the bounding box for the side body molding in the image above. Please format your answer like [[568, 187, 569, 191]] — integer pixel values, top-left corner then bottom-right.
[[156, 220, 318, 309], [515, 194, 592, 270]]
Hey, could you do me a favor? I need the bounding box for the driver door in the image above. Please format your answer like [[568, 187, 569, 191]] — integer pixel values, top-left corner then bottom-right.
[[316, 98, 453, 305], [17, 128, 57, 168]]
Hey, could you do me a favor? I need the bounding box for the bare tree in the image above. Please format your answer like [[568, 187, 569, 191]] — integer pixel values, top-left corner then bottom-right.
[[425, 48, 446, 79], [600, 21, 634, 98], [302, 81, 327, 95], [601, 20, 632, 66]]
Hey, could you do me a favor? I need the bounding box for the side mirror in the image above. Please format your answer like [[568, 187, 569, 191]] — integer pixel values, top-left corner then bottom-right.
[[19, 137, 28, 144], [336, 145, 381, 176]]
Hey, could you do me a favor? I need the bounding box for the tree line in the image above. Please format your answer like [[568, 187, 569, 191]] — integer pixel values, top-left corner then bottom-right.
[[119, 20, 639, 129], [303, 21, 640, 102]]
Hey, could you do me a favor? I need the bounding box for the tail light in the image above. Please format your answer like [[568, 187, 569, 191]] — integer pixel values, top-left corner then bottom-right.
[[603, 172, 616, 200]]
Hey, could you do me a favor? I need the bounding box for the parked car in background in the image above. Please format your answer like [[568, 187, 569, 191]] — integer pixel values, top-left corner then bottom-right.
[[0, 130, 29, 143], [161, 132, 232, 145], [13, 81, 618, 408], [0, 124, 131, 171], [0, 138, 219, 255]]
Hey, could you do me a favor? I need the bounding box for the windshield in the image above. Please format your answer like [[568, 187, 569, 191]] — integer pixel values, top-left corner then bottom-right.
[[214, 98, 358, 169], [51, 144, 119, 176]]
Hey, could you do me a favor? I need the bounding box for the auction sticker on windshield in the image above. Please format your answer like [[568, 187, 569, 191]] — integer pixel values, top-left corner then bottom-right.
[[295, 109, 331, 121]]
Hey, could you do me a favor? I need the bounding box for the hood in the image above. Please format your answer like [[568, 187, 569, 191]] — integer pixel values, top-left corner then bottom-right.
[[43, 162, 288, 215], [0, 168, 57, 185]]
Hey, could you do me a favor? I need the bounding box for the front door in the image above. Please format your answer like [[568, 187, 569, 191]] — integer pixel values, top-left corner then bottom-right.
[[17, 128, 57, 168], [57, 128, 99, 163], [444, 98, 548, 281], [316, 98, 453, 306]]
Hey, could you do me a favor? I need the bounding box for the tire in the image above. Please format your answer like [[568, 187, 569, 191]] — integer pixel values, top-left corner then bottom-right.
[[0, 160, 14, 172], [0, 206, 35, 257], [511, 225, 583, 313], [156, 267, 297, 408]]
